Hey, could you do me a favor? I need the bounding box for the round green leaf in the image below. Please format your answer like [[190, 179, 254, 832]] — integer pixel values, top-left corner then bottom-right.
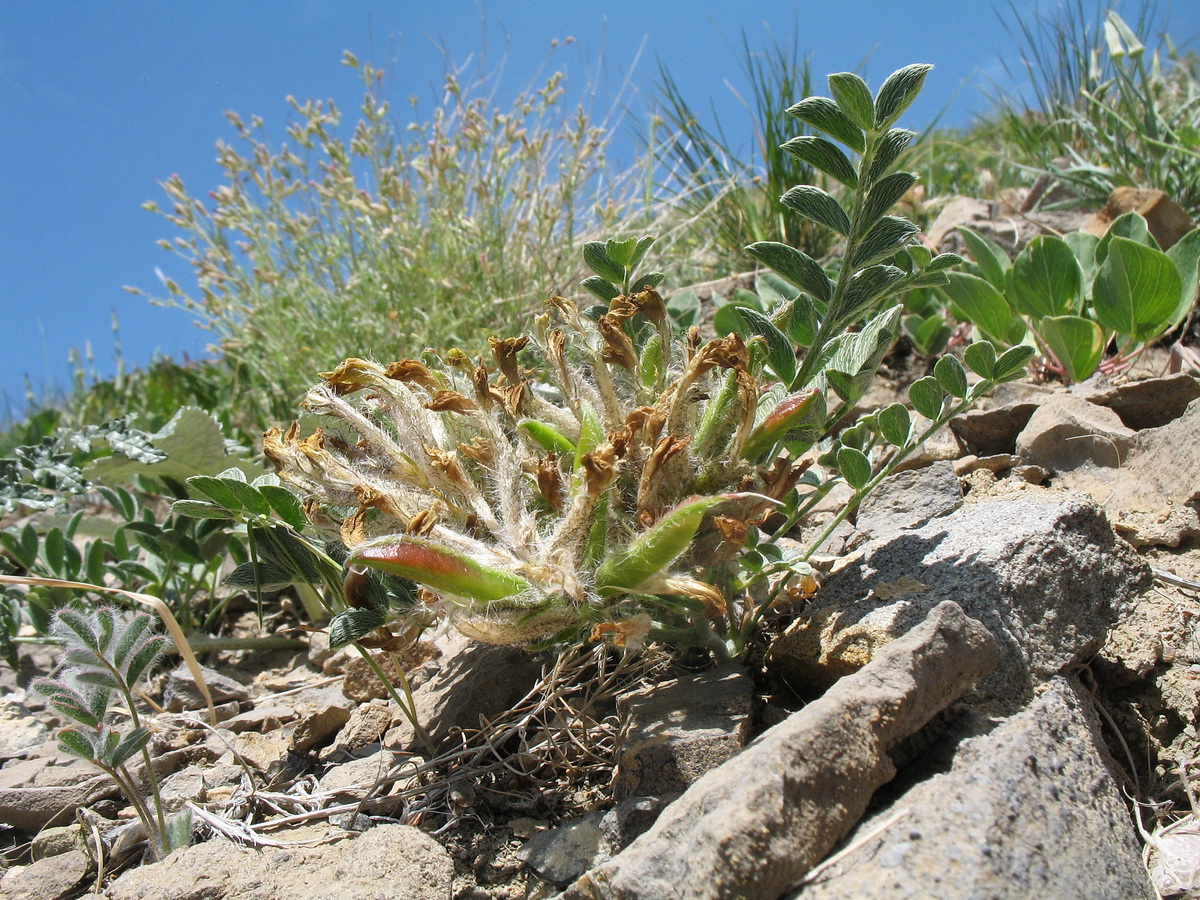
[[1007, 236, 1084, 318], [1093, 237, 1182, 342], [933, 355, 969, 399], [962, 341, 997, 379], [1037, 315, 1108, 384], [908, 376, 945, 420], [836, 447, 872, 491]]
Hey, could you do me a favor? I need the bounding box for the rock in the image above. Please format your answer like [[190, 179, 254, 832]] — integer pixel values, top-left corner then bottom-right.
[[158, 762, 243, 812], [561, 601, 998, 900], [224, 730, 289, 772], [1084, 186, 1194, 250], [0, 848, 93, 900], [340, 641, 441, 703], [927, 196, 1090, 257], [1147, 816, 1200, 899], [221, 704, 295, 734], [105, 823, 453, 900], [766, 497, 1150, 710], [0, 694, 52, 759], [952, 453, 1019, 476], [599, 796, 676, 852], [854, 461, 962, 542], [305, 630, 334, 672], [320, 701, 395, 759], [1050, 398, 1200, 546], [789, 677, 1154, 899], [611, 663, 752, 801], [517, 810, 611, 886], [1075, 373, 1200, 431], [30, 823, 89, 860], [0, 755, 118, 832], [950, 402, 1039, 456], [287, 703, 352, 753], [162, 663, 250, 713], [1015, 394, 1135, 471], [925, 196, 992, 251], [383, 637, 547, 753], [316, 747, 400, 803]]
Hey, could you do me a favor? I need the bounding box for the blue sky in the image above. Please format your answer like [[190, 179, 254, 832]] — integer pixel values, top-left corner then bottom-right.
[[2, 1, 1197, 421]]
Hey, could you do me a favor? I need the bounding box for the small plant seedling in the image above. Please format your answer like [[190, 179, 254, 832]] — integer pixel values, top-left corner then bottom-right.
[[34, 606, 191, 860]]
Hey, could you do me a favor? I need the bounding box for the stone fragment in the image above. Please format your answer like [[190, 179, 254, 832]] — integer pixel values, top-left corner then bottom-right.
[[0, 848, 93, 900], [0, 756, 118, 832], [949, 402, 1039, 456], [924, 196, 992, 251], [562, 601, 998, 900], [158, 762, 243, 812], [383, 637, 547, 752], [220, 704, 295, 734], [952, 453, 1019, 476], [105, 824, 453, 900], [339, 640, 441, 702], [1048, 398, 1200, 546], [1015, 394, 1135, 471], [225, 730, 289, 772], [30, 823, 89, 860], [767, 497, 1149, 710], [599, 795, 675, 853], [287, 702, 352, 753], [0, 695, 52, 759], [1075, 372, 1200, 430], [789, 678, 1154, 899], [162, 663, 250, 713], [316, 747, 399, 802], [611, 663, 752, 802], [320, 701, 396, 759], [1084, 186, 1194, 249], [517, 810, 611, 885], [854, 460, 962, 542], [1147, 816, 1200, 899]]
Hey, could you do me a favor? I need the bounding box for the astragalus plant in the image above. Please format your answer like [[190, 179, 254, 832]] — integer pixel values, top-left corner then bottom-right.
[[264, 64, 1032, 661]]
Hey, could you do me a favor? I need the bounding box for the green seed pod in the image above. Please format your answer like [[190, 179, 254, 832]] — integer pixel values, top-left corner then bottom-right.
[[595, 494, 731, 596], [350, 537, 531, 604], [517, 419, 577, 458]]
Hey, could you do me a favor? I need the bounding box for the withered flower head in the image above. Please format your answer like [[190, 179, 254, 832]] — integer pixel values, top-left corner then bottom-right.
[[384, 358, 441, 389], [319, 358, 387, 396], [425, 390, 477, 414], [488, 336, 528, 385], [580, 443, 617, 496], [536, 453, 565, 511], [598, 315, 638, 369]]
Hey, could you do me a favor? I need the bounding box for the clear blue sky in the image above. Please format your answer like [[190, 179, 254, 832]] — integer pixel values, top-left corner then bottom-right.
[[2, 1, 1197, 421]]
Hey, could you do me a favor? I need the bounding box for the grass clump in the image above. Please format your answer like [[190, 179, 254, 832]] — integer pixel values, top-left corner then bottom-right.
[[129, 51, 642, 431]]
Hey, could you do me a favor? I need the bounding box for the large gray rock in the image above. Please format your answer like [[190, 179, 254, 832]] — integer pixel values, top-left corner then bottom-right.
[[789, 677, 1154, 899], [854, 460, 963, 542], [562, 601, 998, 900], [767, 496, 1149, 711], [105, 824, 452, 900], [611, 663, 752, 801]]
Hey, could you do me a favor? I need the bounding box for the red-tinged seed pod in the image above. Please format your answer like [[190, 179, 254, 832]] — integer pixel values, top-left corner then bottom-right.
[[350, 537, 530, 604], [741, 389, 826, 462]]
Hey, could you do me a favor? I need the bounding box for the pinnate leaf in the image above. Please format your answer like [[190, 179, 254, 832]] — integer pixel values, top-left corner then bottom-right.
[[786, 96, 865, 152], [780, 186, 851, 236]]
